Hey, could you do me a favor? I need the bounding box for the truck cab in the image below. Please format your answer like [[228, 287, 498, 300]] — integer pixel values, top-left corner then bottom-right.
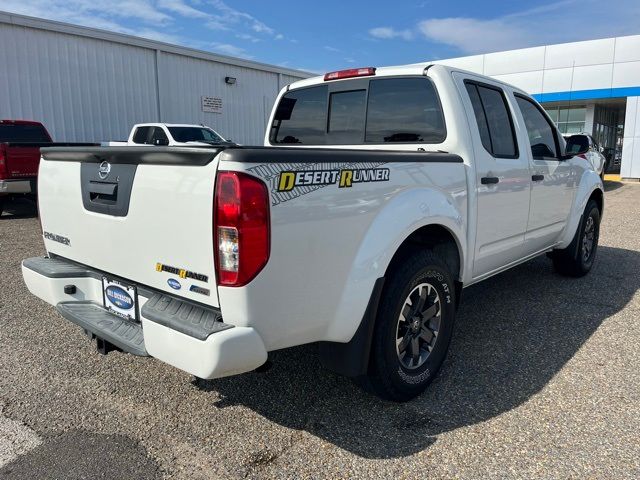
[[127, 123, 231, 147]]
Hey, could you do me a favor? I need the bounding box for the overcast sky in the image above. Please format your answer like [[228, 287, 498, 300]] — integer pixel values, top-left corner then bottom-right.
[[2, 0, 640, 73]]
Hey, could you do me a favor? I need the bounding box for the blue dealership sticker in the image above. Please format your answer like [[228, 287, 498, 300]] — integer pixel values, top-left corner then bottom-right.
[[167, 278, 182, 290], [105, 285, 134, 310]]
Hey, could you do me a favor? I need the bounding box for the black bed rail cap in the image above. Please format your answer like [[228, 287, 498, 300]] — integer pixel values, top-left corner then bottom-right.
[[40, 146, 225, 166], [219, 146, 463, 164]]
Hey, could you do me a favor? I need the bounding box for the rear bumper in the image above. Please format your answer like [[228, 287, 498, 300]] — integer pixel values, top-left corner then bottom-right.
[[21, 256, 267, 379], [0, 179, 34, 194]]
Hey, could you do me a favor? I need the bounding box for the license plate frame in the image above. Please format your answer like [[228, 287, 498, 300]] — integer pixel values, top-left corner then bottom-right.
[[102, 277, 138, 322]]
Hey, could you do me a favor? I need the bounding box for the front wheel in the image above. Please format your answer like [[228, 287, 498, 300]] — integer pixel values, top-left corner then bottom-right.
[[365, 250, 456, 402], [552, 199, 601, 277]]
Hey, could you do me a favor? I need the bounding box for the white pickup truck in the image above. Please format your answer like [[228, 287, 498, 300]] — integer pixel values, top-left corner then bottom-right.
[[112, 123, 232, 147], [22, 64, 603, 401]]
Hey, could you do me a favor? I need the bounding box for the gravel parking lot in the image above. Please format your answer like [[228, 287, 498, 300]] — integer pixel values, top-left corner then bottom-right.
[[1, 182, 639, 479]]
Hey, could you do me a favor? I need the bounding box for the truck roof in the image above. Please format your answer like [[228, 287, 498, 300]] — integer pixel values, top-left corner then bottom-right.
[[133, 123, 212, 128], [0, 119, 46, 125], [285, 63, 528, 96]]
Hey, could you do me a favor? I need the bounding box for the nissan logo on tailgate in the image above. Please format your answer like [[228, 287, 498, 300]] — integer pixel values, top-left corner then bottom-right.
[[98, 161, 111, 179]]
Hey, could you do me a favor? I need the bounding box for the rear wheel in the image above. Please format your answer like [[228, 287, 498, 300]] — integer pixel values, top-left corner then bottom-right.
[[365, 250, 456, 402], [552, 199, 600, 277]]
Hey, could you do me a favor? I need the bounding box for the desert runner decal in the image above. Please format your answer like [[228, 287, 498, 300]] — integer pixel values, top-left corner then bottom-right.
[[155, 263, 209, 283], [277, 168, 390, 192], [247, 161, 389, 205]]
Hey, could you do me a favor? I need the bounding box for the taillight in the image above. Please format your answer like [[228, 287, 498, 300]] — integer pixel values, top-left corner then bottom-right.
[[214, 171, 270, 287], [0, 145, 7, 180], [324, 67, 376, 81]]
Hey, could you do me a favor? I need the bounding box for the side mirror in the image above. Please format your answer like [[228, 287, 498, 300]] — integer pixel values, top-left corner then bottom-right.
[[565, 134, 589, 156], [154, 138, 169, 146]]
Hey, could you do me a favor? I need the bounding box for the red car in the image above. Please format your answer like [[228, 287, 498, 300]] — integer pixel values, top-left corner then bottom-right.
[[0, 120, 97, 215], [0, 120, 50, 213]]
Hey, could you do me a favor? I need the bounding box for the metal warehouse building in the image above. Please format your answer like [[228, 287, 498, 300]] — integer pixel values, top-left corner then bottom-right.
[[0, 11, 309, 145], [434, 36, 640, 180]]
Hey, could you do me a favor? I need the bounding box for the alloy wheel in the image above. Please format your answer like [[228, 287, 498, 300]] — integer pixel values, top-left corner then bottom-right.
[[582, 215, 596, 262], [395, 282, 441, 370]]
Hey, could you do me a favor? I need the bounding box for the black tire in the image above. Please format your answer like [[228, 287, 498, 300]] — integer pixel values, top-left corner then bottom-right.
[[552, 199, 600, 277], [364, 249, 456, 402]]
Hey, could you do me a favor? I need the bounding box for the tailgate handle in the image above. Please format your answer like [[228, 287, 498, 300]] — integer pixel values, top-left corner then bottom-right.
[[88, 181, 118, 203]]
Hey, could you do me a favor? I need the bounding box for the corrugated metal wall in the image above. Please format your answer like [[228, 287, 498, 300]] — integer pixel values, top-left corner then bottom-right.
[[0, 20, 308, 144], [0, 22, 158, 142], [159, 52, 283, 145]]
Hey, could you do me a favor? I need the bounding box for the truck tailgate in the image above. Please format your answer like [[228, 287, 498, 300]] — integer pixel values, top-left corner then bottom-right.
[[38, 147, 222, 307]]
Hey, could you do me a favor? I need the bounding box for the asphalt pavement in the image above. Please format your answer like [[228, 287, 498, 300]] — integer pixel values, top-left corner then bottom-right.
[[1, 181, 639, 479]]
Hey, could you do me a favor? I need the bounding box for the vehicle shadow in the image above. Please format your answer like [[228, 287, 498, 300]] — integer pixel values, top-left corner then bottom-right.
[[198, 245, 639, 459], [603, 180, 624, 192], [0, 197, 38, 219]]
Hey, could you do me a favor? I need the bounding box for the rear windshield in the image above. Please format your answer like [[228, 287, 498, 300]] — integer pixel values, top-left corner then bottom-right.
[[0, 124, 50, 142], [270, 77, 446, 145], [168, 127, 224, 144]]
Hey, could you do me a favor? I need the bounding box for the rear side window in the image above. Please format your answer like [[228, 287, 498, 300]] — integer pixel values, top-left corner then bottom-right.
[[0, 124, 50, 142], [465, 82, 517, 158], [515, 95, 558, 159], [365, 78, 445, 143], [328, 90, 366, 144], [151, 127, 168, 144], [132, 127, 151, 144], [271, 85, 328, 144]]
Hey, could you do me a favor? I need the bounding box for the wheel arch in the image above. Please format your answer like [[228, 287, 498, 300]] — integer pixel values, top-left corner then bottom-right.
[[589, 187, 604, 216], [557, 170, 604, 250], [385, 223, 463, 283], [320, 219, 465, 378]]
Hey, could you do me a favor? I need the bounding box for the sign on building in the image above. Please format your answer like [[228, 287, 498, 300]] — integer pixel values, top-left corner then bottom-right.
[[201, 96, 223, 114]]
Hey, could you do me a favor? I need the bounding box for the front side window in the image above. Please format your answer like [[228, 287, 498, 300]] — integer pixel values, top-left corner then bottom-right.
[[365, 78, 446, 143], [271, 85, 328, 144], [516, 96, 558, 159], [464, 82, 517, 158]]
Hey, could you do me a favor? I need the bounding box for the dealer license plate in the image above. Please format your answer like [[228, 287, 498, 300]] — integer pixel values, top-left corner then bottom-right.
[[102, 277, 138, 321]]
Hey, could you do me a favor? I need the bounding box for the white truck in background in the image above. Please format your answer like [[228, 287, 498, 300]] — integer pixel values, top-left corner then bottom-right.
[[22, 64, 603, 401], [105, 123, 234, 147]]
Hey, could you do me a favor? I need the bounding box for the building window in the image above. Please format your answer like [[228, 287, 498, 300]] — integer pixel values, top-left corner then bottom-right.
[[543, 105, 586, 134]]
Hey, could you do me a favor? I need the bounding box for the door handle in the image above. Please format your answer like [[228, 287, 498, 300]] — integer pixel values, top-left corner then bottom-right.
[[481, 177, 499, 185], [532, 174, 544, 181]]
